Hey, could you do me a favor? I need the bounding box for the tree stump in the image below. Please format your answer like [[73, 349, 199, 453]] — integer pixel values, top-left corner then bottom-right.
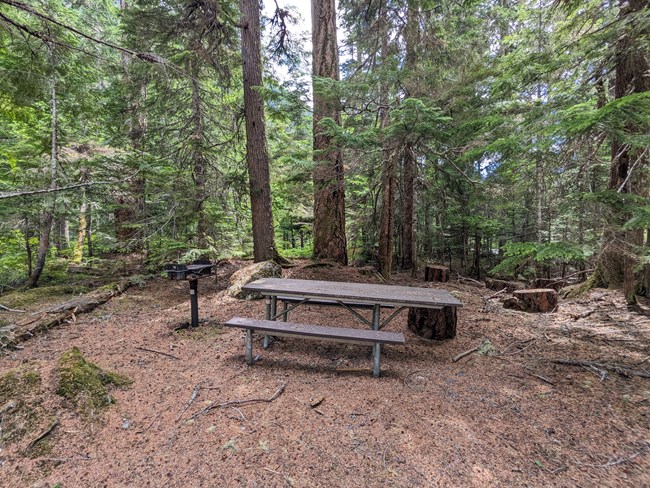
[[424, 265, 449, 282], [407, 306, 457, 340], [503, 289, 558, 313], [485, 278, 525, 293]]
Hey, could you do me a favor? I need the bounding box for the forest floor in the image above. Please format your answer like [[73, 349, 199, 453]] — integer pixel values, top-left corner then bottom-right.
[[0, 258, 649, 487]]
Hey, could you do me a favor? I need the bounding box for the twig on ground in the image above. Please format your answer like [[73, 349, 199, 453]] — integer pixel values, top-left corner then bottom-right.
[[484, 288, 508, 300], [188, 382, 287, 420], [382, 441, 396, 469], [28, 418, 59, 449], [264, 467, 294, 486], [0, 304, 25, 312], [453, 345, 480, 362], [231, 407, 246, 421], [575, 444, 650, 468], [136, 346, 180, 360], [456, 275, 484, 287], [176, 382, 202, 422], [524, 369, 555, 386], [551, 359, 650, 379]]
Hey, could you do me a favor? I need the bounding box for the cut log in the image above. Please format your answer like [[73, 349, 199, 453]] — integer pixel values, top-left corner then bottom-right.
[[504, 288, 558, 313], [424, 265, 449, 282], [407, 306, 457, 340], [533, 278, 567, 291], [485, 278, 525, 293]]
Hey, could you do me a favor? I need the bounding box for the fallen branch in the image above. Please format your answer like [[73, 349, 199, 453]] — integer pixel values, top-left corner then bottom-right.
[[453, 345, 480, 362], [28, 418, 59, 449], [188, 382, 287, 420], [551, 359, 650, 379], [0, 304, 25, 312], [575, 444, 649, 469], [136, 346, 180, 360], [524, 369, 555, 386], [176, 382, 202, 422], [456, 275, 484, 287], [484, 288, 507, 300]]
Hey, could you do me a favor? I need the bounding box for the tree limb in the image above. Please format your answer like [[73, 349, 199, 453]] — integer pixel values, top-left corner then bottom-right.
[[0, 180, 122, 200]]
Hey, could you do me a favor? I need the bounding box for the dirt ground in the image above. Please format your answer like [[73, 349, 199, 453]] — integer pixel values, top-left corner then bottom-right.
[[1, 260, 649, 487]]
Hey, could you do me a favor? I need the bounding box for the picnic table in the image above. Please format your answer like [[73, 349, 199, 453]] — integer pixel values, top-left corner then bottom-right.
[[226, 278, 462, 377]]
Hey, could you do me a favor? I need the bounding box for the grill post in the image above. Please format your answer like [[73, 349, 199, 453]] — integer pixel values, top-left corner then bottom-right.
[[189, 278, 199, 328]]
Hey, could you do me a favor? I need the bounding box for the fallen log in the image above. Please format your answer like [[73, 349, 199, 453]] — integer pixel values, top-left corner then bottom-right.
[[8, 276, 149, 348]]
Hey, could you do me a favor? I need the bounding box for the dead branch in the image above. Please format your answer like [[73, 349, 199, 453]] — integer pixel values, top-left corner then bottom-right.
[[575, 443, 650, 469], [136, 346, 180, 360], [0, 180, 126, 200], [188, 382, 287, 420], [551, 359, 650, 379], [524, 369, 555, 386], [453, 345, 480, 362], [176, 382, 202, 422], [484, 288, 507, 300], [456, 275, 485, 287], [28, 418, 59, 449], [0, 304, 25, 312]]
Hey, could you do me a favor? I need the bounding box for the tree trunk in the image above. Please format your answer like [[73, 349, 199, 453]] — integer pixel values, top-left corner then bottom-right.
[[401, 145, 416, 270], [597, 0, 650, 303], [312, 0, 347, 265], [72, 167, 89, 264], [72, 200, 87, 264], [24, 223, 32, 279], [28, 60, 57, 288], [473, 231, 481, 281], [400, 4, 418, 270], [86, 205, 93, 258], [378, 22, 395, 281], [190, 58, 207, 249], [240, 0, 279, 262]]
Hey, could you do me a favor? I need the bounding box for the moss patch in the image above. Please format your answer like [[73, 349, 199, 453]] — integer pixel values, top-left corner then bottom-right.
[[56, 347, 132, 418], [0, 366, 46, 447]]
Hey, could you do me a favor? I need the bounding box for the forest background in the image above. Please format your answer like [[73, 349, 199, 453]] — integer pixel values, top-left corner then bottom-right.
[[0, 0, 648, 303]]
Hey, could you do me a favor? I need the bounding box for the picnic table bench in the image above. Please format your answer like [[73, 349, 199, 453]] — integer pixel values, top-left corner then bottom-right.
[[226, 278, 462, 377], [225, 317, 405, 373]]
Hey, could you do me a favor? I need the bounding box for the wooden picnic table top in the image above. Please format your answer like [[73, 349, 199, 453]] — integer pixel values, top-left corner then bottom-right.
[[242, 278, 463, 309]]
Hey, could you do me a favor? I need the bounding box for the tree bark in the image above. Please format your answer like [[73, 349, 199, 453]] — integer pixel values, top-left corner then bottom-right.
[[401, 145, 416, 270], [190, 58, 208, 249], [378, 19, 395, 281], [28, 55, 57, 288], [312, 0, 347, 265], [400, 2, 418, 271], [72, 167, 89, 264], [597, 0, 650, 303], [240, 0, 279, 263]]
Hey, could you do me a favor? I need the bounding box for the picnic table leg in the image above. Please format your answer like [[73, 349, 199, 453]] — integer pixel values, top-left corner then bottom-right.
[[263, 298, 271, 348], [282, 300, 288, 322], [372, 304, 381, 377], [245, 329, 253, 365], [263, 296, 278, 349]]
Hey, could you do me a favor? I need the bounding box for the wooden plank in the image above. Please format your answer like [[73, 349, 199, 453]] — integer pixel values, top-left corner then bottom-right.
[[277, 296, 394, 309], [225, 317, 405, 345], [242, 278, 463, 308]]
